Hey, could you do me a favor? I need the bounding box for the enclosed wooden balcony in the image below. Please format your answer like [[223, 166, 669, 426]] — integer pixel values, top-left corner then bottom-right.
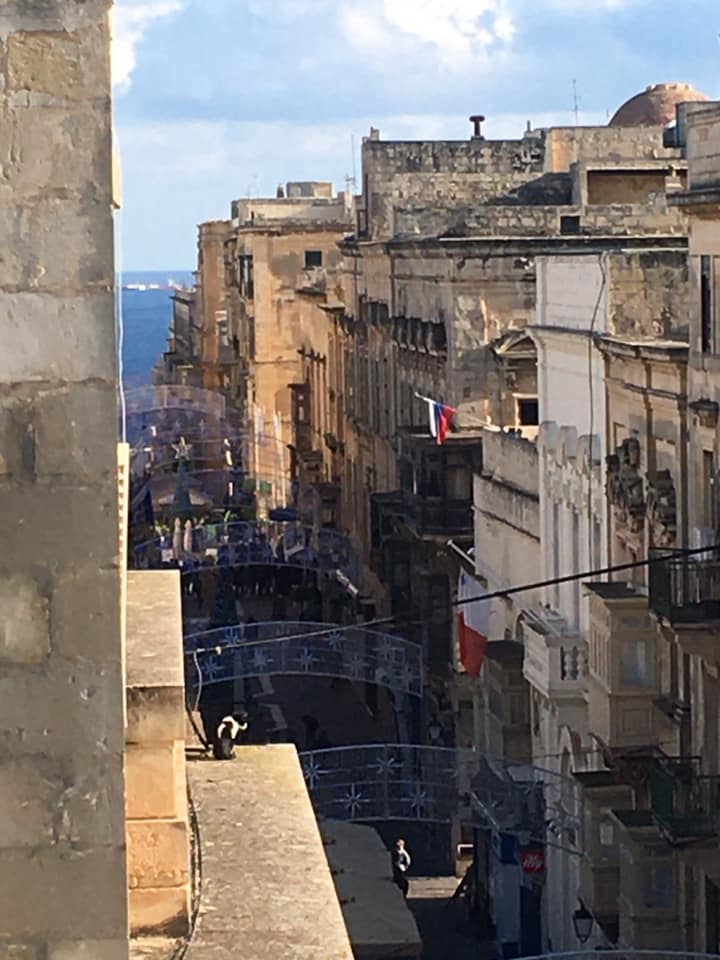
[[649, 550, 720, 624]]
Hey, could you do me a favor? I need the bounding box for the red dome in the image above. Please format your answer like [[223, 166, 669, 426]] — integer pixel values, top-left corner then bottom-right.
[[609, 83, 708, 128]]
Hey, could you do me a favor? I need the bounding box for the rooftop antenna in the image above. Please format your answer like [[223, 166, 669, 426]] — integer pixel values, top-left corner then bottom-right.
[[345, 134, 357, 194], [572, 79, 580, 127]]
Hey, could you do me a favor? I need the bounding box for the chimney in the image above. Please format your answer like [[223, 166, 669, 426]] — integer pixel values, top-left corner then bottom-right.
[[469, 115, 485, 140]]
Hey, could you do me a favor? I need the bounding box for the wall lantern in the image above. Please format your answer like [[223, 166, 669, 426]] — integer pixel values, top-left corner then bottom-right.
[[573, 898, 594, 944]]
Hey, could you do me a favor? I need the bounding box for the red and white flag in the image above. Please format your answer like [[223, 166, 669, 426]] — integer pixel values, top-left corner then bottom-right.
[[457, 569, 490, 676]]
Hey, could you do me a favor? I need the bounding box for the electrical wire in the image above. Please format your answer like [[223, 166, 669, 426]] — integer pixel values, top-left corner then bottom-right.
[[182, 540, 720, 654]]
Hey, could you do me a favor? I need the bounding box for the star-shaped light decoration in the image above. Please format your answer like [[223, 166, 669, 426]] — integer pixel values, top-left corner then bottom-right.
[[202, 654, 223, 682], [252, 647, 270, 672], [172, 436, 193, 461], [223, 625, 240, 644], [399, 663, 420, 692], [299, 647, 317, 672], [348, 653, 364, 680], [371, 754, 399, 778], [340, 784, 365, 818], [302, 755, 327, 791], [327, 630, 345, 652], [379, 636, 395, 661], [406, 783, 429, 818]]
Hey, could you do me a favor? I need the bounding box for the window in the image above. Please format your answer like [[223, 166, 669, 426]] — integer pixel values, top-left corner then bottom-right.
[[560, 215, 581, 235], [572, 511, 580, 628], [304, 250, 323, 268], [701, 255, 714, 353], [703, 450, 717, 530], [238, 255, 254, 299], [621, 637, 653, 687], [517, 397, 539, 426], [599, 818, 615, 847], [593, 517, 602, 575], [645, 860, 674, 909]]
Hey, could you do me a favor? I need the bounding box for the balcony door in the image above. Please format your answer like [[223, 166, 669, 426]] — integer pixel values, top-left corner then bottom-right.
[[706, 876, 720, 953]]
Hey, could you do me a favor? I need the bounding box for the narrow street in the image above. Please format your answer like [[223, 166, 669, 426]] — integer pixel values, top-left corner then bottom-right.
[[408, 877, 494, 960]]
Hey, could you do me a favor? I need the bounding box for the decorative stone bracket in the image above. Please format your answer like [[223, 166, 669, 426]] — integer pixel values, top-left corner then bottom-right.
[[646, 468, 677, 547], [606, 437, 645, 533]]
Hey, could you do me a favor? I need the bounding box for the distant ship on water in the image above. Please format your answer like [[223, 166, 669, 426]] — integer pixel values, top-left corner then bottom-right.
[[122, 277, 189, 293]]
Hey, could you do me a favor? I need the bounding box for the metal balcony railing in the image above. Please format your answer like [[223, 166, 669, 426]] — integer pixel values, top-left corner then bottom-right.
[[649, 758, 720, 841], [648, 550, 720, 623]]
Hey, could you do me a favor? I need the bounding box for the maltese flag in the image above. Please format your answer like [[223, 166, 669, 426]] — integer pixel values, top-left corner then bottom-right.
[[457, 570, 490, 676], [416, 393, 456, 445]]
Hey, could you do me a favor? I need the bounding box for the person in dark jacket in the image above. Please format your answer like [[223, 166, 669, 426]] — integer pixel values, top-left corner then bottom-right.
[[392, 838, 411, 898]]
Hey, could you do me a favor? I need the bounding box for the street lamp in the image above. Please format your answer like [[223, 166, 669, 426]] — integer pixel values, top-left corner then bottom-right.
[[573, 898, 594, 944]]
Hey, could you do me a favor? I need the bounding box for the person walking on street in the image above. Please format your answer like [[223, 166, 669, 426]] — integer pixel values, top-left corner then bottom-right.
[[393, 838, 411, 898]]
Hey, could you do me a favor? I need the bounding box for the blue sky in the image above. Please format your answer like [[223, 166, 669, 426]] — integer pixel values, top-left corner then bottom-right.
[[113, 0, 720, 270]]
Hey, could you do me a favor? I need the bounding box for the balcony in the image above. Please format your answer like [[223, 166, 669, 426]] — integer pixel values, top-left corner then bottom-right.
[[403, 495, 473, 536], [649, 550, 720, 624], [522, 609, 587, 701], [649, 757, 720, 842], [371, 490, 472, 542]]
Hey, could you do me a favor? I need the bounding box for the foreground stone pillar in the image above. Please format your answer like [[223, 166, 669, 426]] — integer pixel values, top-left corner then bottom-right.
[[0, 2, 129, 958]]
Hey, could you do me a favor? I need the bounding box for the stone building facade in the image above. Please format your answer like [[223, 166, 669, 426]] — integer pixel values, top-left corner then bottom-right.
[[0, 3, 129, 956]]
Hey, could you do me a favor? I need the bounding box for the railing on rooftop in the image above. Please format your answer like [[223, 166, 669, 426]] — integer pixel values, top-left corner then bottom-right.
[[648, 549, 720, 623]]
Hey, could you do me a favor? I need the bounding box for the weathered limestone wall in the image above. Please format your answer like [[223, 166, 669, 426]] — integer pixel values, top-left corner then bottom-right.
[[361, 136, 546, 239], [607, 249, 688, 339], [544, 125, 683, 172], [685, 103, 720, 189], [197, 219, 230, 391], [0, 2, 129, 957], [394, 200, 686, 239], [125, 571, 190, 937]]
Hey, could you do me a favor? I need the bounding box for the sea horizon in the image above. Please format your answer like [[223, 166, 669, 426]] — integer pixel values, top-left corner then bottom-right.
[[120, 269, 195, 389]]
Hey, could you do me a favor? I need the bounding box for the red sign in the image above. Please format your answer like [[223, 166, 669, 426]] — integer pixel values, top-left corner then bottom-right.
[[521, 849, 545, 874]]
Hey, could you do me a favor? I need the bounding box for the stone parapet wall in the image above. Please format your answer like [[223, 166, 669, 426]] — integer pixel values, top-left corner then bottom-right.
[[394, 201, 686, 239], [481, 427, 539, 496], [125, 571, 190, 938], [685, 103, 720, 189]]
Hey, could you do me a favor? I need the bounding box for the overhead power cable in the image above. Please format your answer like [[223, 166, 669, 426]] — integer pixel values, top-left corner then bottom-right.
[[183, 542, 720, 655]]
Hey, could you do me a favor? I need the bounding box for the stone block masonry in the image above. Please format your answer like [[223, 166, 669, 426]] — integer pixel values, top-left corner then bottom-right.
[[0, 3, 129, 959]]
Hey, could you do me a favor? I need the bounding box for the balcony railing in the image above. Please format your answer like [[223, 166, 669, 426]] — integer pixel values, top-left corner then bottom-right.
[[402, 494, 473, 535], [648, 550, 720, 623], [649, 757, 720, 841]]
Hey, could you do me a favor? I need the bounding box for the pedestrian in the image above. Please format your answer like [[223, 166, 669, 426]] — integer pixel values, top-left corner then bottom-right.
[[301, 713, 319, 749], [392, 838, 411, 898], [213, 708, 249, 760]]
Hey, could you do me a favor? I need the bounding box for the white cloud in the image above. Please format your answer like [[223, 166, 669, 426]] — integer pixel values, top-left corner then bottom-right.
[[111, 0, 185, 90], [338, 0, 515, 69]]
